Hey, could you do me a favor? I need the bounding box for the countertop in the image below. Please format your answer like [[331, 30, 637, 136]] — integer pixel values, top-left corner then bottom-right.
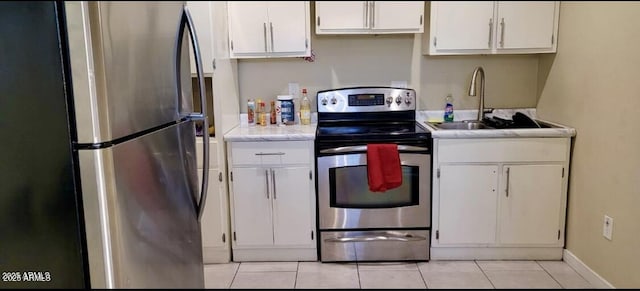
[[223, 109, 576, 141], [224, 123, 317, 141], [418, 109, 577, 139]]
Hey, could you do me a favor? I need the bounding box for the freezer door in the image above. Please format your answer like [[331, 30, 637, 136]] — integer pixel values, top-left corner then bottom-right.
[[78, 121, 203, 288], [68, 1, 193, 144]]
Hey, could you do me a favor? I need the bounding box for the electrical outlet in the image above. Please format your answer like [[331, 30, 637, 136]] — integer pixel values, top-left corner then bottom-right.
[[288, 83, 300, 98], [603, 215, 613, 240]]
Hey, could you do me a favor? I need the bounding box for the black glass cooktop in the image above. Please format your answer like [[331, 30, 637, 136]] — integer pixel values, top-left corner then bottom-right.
[[317, 121, 430, 141]]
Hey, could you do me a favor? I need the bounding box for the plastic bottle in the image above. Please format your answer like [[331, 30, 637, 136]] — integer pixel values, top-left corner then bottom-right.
[[300, 88, 311, 125], [444, 94, 454, 122], [278, 95, 295, 125], [275, 99, 282, 126]]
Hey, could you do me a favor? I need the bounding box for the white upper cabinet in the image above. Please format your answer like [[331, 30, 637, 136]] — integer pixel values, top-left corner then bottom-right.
[[227, 1, 310, 58], [187, 1, 215, 74], [429, 1, 495, 52], [425, 1, 559, 55], [496, 1, 557, 50], [316, 1, 424, 34]]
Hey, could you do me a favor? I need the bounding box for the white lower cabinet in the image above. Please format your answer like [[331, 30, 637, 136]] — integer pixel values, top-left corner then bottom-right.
[[432, 138, 570, 260], [228, 140, 316, 261], [439, 164, 498, 245], [196, 139, 231, 263], [499, 164, 564, 245]]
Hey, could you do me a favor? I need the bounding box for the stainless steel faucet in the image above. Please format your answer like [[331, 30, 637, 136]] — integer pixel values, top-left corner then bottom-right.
[[468, 66, 485, 121]]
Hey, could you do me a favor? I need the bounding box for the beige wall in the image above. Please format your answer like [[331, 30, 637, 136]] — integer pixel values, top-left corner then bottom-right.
[[236, 4, 541, 113], [536, 2, 640, 288]]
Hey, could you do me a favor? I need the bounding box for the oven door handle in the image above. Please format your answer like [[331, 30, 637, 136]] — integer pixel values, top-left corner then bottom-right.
[[324, 233, 427, 243], [319, 145, 429, 154]]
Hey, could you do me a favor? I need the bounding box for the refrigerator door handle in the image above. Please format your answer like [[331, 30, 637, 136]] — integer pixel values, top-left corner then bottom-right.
[[182, 6, 209, 220]]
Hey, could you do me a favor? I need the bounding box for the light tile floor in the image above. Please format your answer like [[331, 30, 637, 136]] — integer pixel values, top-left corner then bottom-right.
[[204, 260, 592, 289]]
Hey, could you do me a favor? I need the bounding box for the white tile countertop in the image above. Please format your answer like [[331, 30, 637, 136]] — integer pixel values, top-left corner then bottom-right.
[[224, 113, 318, 141], [418, 109, 577, 139], [224, 123, 317, 142]]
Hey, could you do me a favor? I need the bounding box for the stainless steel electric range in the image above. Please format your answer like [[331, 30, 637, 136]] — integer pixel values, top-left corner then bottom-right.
[[314, 87, 432, 262]]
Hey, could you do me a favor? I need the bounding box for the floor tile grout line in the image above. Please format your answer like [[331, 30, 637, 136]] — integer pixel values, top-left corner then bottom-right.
[[475, 260, 497, 289], [536, 260, 567, 289], [416, 262, 430, 289], [228, 262, 240, 289]]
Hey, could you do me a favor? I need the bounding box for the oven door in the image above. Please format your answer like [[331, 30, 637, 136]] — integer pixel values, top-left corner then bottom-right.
[[317, 146, 430, 230]]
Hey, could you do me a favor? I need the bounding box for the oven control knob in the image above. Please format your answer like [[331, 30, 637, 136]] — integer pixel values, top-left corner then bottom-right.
[[321, 98, 328, 106], [404, 97, 412, 105], [395, 96, 402, 105], [386, 96, 393, 105], [330, 97, 337, 105]]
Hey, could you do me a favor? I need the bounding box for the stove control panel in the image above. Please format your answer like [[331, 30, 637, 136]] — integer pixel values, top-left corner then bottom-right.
[[317, 87, 416, 113]]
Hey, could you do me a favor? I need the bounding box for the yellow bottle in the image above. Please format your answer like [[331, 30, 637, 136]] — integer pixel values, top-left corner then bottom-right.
[[300, 88, 311, 125]]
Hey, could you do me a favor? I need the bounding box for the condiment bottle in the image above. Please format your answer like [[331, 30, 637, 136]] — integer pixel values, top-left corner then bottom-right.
[[247, 99, 255, 126], [270, 100, 277, 124], [257, 99, 267, 126], [300, 88, 311, 125]]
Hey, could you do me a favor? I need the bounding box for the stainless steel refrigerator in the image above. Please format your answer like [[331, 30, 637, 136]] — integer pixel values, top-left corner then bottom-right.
[[0, 1, 210, 288]]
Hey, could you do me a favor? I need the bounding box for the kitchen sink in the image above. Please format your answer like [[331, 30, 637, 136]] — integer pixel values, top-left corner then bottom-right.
[[429, 120, 494, 130], [428, 118, 563, 130]]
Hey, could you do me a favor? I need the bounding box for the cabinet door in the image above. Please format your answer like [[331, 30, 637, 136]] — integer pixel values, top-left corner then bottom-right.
[[315, 1, 368, 32], [271, 166, 314, 246], [198, 169, 226, 249], [267, 2, 308, 53], [372, 1, 424, 32], [430, 1, 494, 52], [438, 164, 499, 245], [499, 164, 563, 245], [186, 1, 214, 75], [231, 167, 273, 246], [228, 1, 269, 55], [496, 1, 556, 50]]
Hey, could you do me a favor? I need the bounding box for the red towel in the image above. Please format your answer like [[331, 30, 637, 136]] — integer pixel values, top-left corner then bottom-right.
[[367, 144, 403, 192]]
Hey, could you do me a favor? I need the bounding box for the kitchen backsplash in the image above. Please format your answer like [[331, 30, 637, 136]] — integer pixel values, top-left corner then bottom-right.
[[236, 34, 541, 113]]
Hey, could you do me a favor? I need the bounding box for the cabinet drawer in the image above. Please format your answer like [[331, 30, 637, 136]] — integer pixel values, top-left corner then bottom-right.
[[231, 141, 312, 165], [196, 138, 219, 169], [438, 138, 568, 163]]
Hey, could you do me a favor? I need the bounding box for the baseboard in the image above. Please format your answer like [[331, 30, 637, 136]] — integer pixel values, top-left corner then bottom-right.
[[431, 247, 563, 260], [563, 249, 615, 289], [233, 248, 317, 262], [203, 247, 231, 264]]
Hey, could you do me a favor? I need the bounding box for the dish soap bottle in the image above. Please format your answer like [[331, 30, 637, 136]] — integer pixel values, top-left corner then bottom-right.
[[444, 94, 454, 122], [300, 88, 311, 125]]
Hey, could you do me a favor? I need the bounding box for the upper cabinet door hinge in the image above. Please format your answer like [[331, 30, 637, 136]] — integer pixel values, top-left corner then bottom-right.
[[436, 230, 439, 240], [558, 230, 561, 240], [212, 59, 216, 70], [311, 230, 314, 240], [552, 34, 555, 45], [437, 168, 440, 178], [233, 231, 236, 241], [305, 39, 309, 49], [230, 171, 233, 182], [218, 172, 223, 182], [317, 16, 320, 26], [222, 233, 226, 243], [420, 15, 423, 25], [309, 170, 312, 180], [231, 40, 234, 51], [433, 37, 437, 47], [562, 167, 565, 178]]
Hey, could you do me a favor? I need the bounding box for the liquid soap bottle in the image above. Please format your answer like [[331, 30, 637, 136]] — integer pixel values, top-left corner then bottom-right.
[[444, 94, 454, 122]]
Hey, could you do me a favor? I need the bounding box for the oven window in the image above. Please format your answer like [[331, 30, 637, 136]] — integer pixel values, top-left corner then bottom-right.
[[329, 165, 419, 208]]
